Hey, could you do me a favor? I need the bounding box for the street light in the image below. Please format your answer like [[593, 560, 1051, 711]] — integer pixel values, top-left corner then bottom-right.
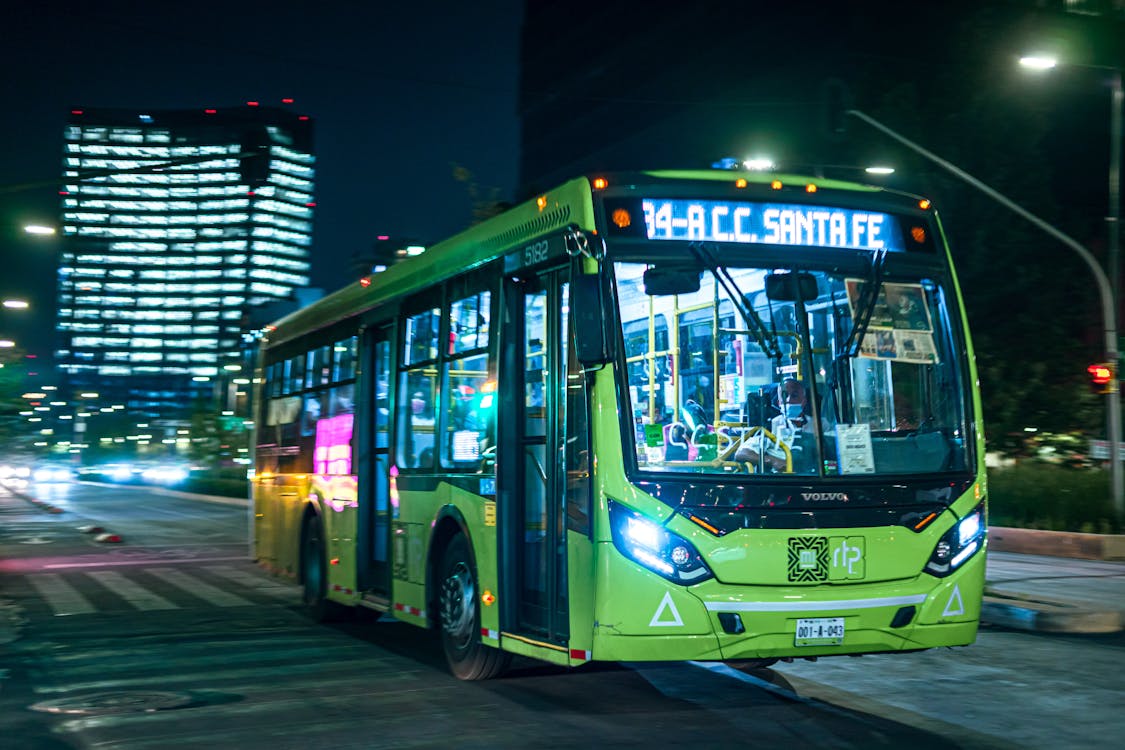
[[1020, 53, 1124, 517]]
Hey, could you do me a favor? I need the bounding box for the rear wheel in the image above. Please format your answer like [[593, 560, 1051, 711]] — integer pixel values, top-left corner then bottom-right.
[[438, 534, 510, 680], [301, 514, 346, 622]]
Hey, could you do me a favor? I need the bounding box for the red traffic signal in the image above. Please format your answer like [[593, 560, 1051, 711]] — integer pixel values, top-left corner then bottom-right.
[[1088, 362, 1117, 394]]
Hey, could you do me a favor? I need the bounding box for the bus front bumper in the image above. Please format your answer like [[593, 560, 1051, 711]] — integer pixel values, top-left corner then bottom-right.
[[591, 548, 985, 662]]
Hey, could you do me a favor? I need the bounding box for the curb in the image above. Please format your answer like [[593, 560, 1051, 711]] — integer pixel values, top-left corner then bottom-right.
[[987, 526, 1125, 561], [981, 591, 1123, 634]]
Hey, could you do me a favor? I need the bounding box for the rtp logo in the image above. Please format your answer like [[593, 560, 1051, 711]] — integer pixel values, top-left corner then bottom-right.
[[788, 536, 866, 582], [829, 536, 865, 580]]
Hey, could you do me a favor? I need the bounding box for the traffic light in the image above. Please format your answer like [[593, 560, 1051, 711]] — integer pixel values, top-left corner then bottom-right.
[[1088, 362, 1117, 394]]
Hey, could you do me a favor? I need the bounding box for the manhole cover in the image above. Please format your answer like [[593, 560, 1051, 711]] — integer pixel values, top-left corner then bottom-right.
[[30, 690, 193, 715]]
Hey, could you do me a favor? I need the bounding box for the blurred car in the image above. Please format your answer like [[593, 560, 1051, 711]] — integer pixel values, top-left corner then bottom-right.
[[33, 465, 75, 483]]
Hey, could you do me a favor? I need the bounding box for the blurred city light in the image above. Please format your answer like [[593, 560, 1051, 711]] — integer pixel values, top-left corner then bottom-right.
[[743, 157, 776, 171], [2, 299, 29, 309], [1019, 55, 1058, 71], [865, 166, 895, 175], [23, 224, 57, 235]]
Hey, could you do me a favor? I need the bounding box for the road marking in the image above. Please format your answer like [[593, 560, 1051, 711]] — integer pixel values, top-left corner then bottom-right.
[[43, 556, 247, 570], [88, 570, 178, 611], [27, 574, 95, 616], [145, 568, 254, 607], [202, 566, 299, 599]]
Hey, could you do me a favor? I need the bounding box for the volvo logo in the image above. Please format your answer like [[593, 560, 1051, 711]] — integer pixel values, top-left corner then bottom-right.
[[801, 492, 850, 502]]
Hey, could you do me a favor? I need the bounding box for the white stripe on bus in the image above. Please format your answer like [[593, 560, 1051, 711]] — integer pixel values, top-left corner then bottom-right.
[[145, 568, 255, 607], [28, 574, 95, 616], [88, 570, 178, 611], [703, 594, 927, 613]]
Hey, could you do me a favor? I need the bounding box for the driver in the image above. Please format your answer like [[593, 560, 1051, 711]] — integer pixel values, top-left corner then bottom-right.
[[735, 378, 817, 472]]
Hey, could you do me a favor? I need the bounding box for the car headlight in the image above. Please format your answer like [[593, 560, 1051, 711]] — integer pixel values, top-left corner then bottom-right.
[[924, 501, 986, 577], [608, 499, 713, 584]]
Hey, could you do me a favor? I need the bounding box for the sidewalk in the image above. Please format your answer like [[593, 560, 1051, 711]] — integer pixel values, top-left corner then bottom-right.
[[983, 550, 1125, 634]]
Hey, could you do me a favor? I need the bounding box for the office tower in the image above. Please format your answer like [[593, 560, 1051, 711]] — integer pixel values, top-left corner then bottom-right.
[[56, 103, 314, 418]]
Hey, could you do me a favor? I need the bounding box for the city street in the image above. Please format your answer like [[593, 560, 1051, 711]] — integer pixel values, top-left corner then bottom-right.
[[1, 481, 1122, 749]]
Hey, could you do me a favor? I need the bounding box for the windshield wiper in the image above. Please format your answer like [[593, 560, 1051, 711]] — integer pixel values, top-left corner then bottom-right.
[[689, 244, 781, 360], [841, 248, 889, 358], [828, 249, 888, 423]]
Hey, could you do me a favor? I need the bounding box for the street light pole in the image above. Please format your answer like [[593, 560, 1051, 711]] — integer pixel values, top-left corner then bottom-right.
[[1020, 56, 1125, 519], [846, 108, 1123, 519], [1110, 68, 1122, 516]]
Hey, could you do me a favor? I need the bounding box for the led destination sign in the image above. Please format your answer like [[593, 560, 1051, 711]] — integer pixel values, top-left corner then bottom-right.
[[642, 199, 905, 252]]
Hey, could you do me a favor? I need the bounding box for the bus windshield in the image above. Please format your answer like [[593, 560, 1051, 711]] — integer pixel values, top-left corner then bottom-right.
[[614, 261, 971, 478]]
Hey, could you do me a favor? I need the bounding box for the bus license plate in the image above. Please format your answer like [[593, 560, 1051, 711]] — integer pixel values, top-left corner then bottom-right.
[[795, 617, 845, 646]]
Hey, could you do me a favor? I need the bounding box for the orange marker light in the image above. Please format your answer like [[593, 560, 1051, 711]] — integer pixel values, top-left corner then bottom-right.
[[536, 195, 547, 211], [592, 177, 608, 190], [918, 199, 932, 210], [360, 276, 372, 287], [612, 208, 632, 228], [482, 590, 496, 606], [771, 180, 783, 190], [735, 178, 748, 188], [910, 226, 927, 243], [805, 183, 817, 193], [690, 515, 721, 535], [913, 512, 938, 531]]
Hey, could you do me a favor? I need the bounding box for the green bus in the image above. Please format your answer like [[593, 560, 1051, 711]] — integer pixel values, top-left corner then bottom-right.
[[252, 169, 986, 680]]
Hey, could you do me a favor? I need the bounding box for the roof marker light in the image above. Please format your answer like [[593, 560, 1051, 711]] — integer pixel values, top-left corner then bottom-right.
[[536, 196, 547, 211], [592, 177, 608, 190], [360, 277, 372, 287], [805, 183, 817, 193], [735, 178, 748, 188], [71, 109, 83, 115], [298, 115, 310, 121], [770, 180, 783, 190], [918, 199, 932, 210], [247, 101, 259, 107], [204, 108, 217, 114], [282, 98, 294, 104]]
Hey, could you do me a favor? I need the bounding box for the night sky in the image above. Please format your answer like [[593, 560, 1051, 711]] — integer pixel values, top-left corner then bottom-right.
[[0, 1, 523, 360]]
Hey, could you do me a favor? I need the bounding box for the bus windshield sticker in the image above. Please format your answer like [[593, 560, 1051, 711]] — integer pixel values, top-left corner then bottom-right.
[[642, 199, 905, 252], [845, 280, 939, 364]]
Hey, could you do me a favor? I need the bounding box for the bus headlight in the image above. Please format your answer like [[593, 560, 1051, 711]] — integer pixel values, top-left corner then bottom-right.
[[924, 502, 986, 577], [608, 500, 713, 584]]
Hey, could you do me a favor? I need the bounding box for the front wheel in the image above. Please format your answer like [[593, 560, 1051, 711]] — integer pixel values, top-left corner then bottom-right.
[[438, 534, 510, 680]]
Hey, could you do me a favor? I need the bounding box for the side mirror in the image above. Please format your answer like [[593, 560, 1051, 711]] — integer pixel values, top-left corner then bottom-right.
[[643, 266, 701, 296], [572, 274, 610, 365], [765, 272, 818, 301]]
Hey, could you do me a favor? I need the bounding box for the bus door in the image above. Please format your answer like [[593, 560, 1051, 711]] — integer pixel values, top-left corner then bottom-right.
[[500, 265, 570, 643], [360, 323, 393, 596]]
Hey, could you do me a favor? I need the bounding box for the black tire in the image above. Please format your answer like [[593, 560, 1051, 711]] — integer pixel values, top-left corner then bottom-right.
[[438, 534, 510, 680], [301, 514, 347, 622]]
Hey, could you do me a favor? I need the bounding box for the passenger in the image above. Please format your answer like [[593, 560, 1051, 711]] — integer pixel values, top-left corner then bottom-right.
[[735, 378, 817, 472]]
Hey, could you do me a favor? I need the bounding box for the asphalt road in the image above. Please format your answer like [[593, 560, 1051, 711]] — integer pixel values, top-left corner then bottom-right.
[[1, 481, 1122, 749]]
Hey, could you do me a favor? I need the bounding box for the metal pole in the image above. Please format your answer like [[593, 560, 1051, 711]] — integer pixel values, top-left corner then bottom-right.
[[1110, 70, 1123, 518], [847, 109, 1123, 518]]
